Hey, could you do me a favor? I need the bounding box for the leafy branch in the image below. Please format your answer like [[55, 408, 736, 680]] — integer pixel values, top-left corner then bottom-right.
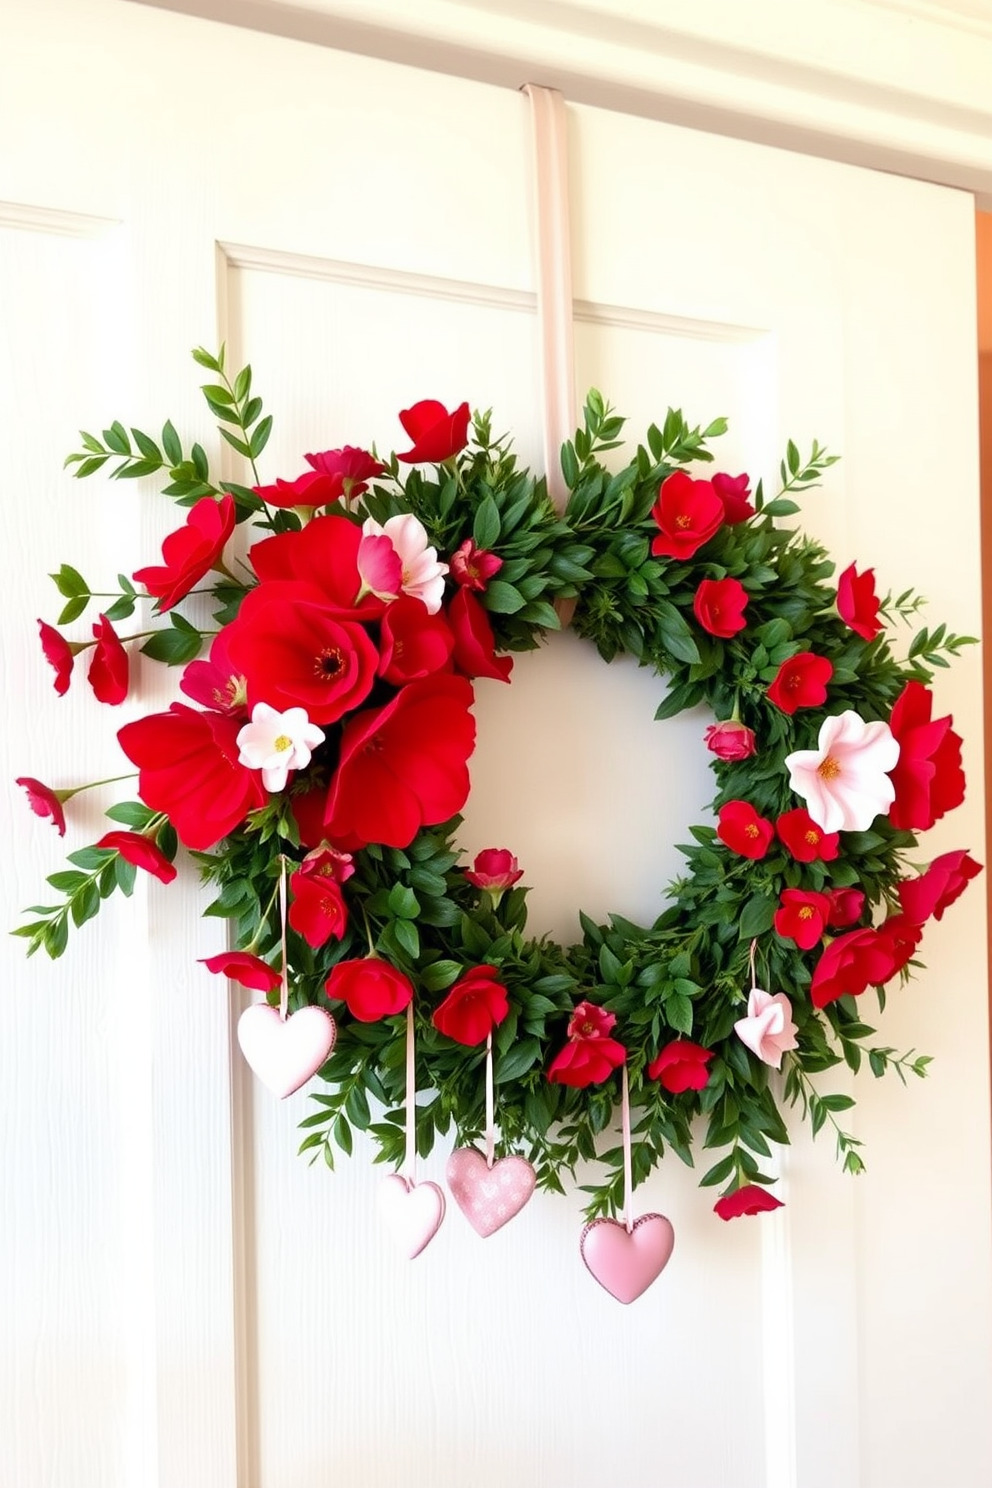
[[193, 345, 272, 485], [784, 1063, 865, 1176]]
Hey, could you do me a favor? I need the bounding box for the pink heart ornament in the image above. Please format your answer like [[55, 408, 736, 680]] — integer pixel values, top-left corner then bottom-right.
[[378, 1174, 446, 1258], [446, 1147, 537, 1237], [580, 1213, 675, 1304], [237, 1003, 336, 1099]]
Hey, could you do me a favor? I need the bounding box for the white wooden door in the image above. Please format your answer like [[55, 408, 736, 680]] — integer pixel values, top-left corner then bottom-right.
[[2, 2, 989, 1486]]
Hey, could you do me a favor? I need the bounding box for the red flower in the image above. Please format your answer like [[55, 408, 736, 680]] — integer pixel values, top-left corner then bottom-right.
[[378, 595, 454, 685], [887, 681, 965, 831], [766, 652, 833, 714], [117, 703, 267, 851], [325, 957, 413, 1022], [38, 619, 75, 695], [253, 470, 346, 509], [717, 800, 774, 859], [712, 472, 755, 525], [16, 776, 68, 835], [87, 614, 129, 705], [133, 494, 236, 611], [324, 674, 476, 849], [223, 586, 379, 725], [95, 830, 177, 883], [825, 887, 865, 928], [647, 1040, 714, 1093], [776, 807, 839, 863], [248, 515, 367, 610], [837, 563, 882, 642], [897, 850, 982, 925], [704, 720, 757, 761], [180, 632, 246, 714], [810, 925, 912, 1008], [432, 965, 509, 1045], [450, 538, 503, 592], [288, 854, 349, 947], [650, 471, 724, 561], [877, 914, 923, 978], [396, 399, 471, 464], [774, 888, 831, 950], [714, 1185, 784, 1220], [305, 445, 386, 500], [548, 1001, 627, 1088], [465, 848, 523, 893], [200, 951, 281, 992], [693, 577, 749, 638], [448, 587, 513, 682]]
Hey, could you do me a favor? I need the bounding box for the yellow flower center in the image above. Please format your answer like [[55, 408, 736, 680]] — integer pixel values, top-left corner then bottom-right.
[[744, 823, 759, 839], [817, 755, 841, 780], [804, 828, 820, 844], [274, 734, 292, 752], [798, 906, 814, 920], [675, 514, 692, 529]]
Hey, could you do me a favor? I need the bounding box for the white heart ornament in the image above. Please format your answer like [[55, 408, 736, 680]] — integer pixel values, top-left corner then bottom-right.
[[446, 1147, 536, 1237], [378, 1173, 446, 1258], [237, 1003, 336, 1098], [580, 1213, 676, 1304]]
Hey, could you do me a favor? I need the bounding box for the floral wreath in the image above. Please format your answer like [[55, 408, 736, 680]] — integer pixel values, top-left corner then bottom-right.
[[16, 347, 981, 1269]]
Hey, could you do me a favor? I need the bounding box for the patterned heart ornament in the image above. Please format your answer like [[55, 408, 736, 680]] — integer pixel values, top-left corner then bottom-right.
[[237, 1003, 336, 1099], [378, 1173, 446, 1258], [446, 1147, 537, 1237], [580, 1213, 676, 1304]]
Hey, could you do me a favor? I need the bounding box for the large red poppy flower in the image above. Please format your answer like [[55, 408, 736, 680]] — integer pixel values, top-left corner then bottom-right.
[[133, 494, 236, 611], [887, 680, 965, 831], [324, 674, 476, 848], [247, 514, 371, 612], [223, 584, 379, 725], [117, 703, 267, 850]]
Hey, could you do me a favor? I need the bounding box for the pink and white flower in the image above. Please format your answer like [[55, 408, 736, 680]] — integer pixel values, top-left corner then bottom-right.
[[361, 513, 448, 614], [734, 988, 798, 1070], [784, 710, 899, 834], [236, 702, 325, 792]]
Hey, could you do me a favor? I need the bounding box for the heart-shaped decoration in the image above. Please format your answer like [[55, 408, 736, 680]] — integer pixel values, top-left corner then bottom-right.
[[446, 1147, 536, 1237], [378, 1173, 446, 1258], [580, 1213, 675, 1304], [237, 1003, 336, 1099]]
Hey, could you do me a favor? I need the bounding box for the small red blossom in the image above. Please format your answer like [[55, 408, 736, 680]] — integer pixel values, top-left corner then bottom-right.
[[16, 776, 68, 835], [432, 965, 509, 1045], [650, 470, 724, 561], [378, 595, 454, 685], [897, 850, 982, 926], [693, 577, 749, 638], [548, 1000, 626, 1088], [180, 632, 247, 714], [809, 921, 921, 1009], [775, 807, 839, 863], [288, 859, 349, 948], [465, 848, 523, 893], [305, 446, 386, 501], [887, 681, 965, 831], [95, 830, 177, 884], [704, 719, 757, 761], [714, 1186, 784, 1221], [87, 614, 129, 705], [396, 399, 471, 464], [774, 888, 831, 951], [200, 951, 281, 992], [717, 800, 774, 859], [825, 887, 865, 928], [766, 652, 833, 714], [325, 957, 414, 1022], [253, 470, 347, 509], [647, 1040, 714, 1094], [837, 563, 883, 642], [38, 619, 75, 695], [711, 472, 755, 524], [133, 494, 236, 611], [877, 914, 923, 978], [449, 538, 503, 592], [448, 587, 513, 682]]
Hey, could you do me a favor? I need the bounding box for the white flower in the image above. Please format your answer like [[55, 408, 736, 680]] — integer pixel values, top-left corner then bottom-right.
[[784, 710, 899, 834], [734, 988, 798, 1070], [236, 703, 325, 793], [361, 513, 448, 614]]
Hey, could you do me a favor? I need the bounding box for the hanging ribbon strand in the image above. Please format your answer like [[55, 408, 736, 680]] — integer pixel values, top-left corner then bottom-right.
[[278, 854, 289, 1023], [621, 1062, 634, 1234], [485, 1031, 495, 1170], [404, 1000, 417, 1183]]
